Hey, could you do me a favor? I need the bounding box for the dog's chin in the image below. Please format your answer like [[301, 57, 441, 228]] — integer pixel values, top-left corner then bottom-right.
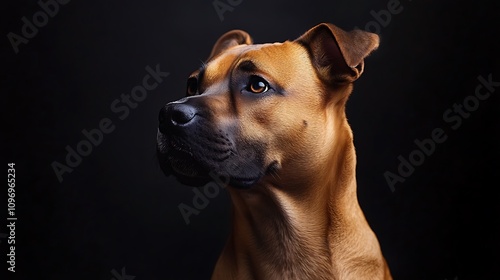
[[160, 153, 264, 189], [168, 159, 262, 189], [159, 153, 211, 187], [158, 138, 268, 189], [170, 161, 212, 187]]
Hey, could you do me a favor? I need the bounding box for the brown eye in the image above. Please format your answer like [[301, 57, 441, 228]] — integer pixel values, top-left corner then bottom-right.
[[247, 76, 269, 94], [186, 77, 198, 96]]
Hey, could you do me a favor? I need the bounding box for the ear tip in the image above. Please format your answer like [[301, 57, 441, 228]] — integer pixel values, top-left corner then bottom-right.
[[369, 33, 380, 50], [351, 28, 380, 52], [368, 31, 380, 46], [220, 29, 253, 45], [309, 23, 380, 47]]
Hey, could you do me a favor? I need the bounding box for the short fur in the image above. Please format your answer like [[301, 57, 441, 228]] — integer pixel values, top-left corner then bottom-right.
[[157, 23, 391, 279]]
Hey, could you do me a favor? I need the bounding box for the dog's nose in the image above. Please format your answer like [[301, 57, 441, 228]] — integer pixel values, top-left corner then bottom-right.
[[158, 102, 197, 133]]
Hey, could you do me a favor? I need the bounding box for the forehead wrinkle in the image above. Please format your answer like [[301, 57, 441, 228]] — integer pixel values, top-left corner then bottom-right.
[[204, 44, 279, 83], [203, 45, 250, 84], [236, 43, 288, 73], [240, 43, 305, 88]]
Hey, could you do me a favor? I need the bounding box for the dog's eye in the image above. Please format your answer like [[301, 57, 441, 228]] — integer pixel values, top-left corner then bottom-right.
[[186, 77, 198, 96], [247, 76, 270, 94]]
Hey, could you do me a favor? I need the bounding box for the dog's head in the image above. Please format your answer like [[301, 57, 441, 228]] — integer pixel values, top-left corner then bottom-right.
[[157, 23, 379, 189]]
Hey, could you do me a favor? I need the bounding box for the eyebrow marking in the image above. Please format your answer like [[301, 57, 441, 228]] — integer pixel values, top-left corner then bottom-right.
[[237, 60, 258, 73]]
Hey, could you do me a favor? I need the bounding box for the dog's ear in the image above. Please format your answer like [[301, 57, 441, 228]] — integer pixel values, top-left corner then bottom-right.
[[296, 23, 379, 84], [208, 30, 253, 61]]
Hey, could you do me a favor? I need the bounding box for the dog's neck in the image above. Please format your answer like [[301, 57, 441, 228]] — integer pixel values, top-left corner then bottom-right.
[[213, 115, 384, 279]]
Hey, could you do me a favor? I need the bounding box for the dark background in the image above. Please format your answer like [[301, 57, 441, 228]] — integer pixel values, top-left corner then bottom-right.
[[1, 0, 499, 279]]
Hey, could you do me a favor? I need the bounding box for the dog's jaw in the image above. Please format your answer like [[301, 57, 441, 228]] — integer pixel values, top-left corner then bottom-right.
[[156, 125, 268, 189]]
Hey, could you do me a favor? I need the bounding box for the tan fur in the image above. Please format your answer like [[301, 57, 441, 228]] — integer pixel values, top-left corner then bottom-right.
[[191, 23, 391, 279]]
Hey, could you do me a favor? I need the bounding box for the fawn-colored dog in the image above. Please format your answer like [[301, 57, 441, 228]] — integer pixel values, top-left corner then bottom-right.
[[157, 23, 391, 279]]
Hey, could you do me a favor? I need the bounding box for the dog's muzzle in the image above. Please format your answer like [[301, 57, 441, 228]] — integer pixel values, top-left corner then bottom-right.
[[156, 98, 265, 188]]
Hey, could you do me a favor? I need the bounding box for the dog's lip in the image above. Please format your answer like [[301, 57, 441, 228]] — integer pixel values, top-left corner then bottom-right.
[[164, 150, 212, 187], [229, 176, 261, 189], [168, 137, 192, 156], [169, 155, 199, 177], [165, 141, 205, 175]]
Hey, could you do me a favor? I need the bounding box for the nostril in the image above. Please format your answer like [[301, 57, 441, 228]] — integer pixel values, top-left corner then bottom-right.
[[158, 103, 197, 133], [171, 106, 196, 125]]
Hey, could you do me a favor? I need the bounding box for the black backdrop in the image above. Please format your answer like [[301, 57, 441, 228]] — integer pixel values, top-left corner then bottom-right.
[[1, 0, 499, 279]]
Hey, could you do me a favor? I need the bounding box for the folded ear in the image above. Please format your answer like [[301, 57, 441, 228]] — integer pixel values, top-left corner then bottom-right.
[[208, 30, 253, 61], [295, 23, 379, 84]]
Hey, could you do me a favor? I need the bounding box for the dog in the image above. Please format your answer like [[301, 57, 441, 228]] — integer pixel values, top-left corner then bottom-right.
[[157, 23, 392, 279]]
